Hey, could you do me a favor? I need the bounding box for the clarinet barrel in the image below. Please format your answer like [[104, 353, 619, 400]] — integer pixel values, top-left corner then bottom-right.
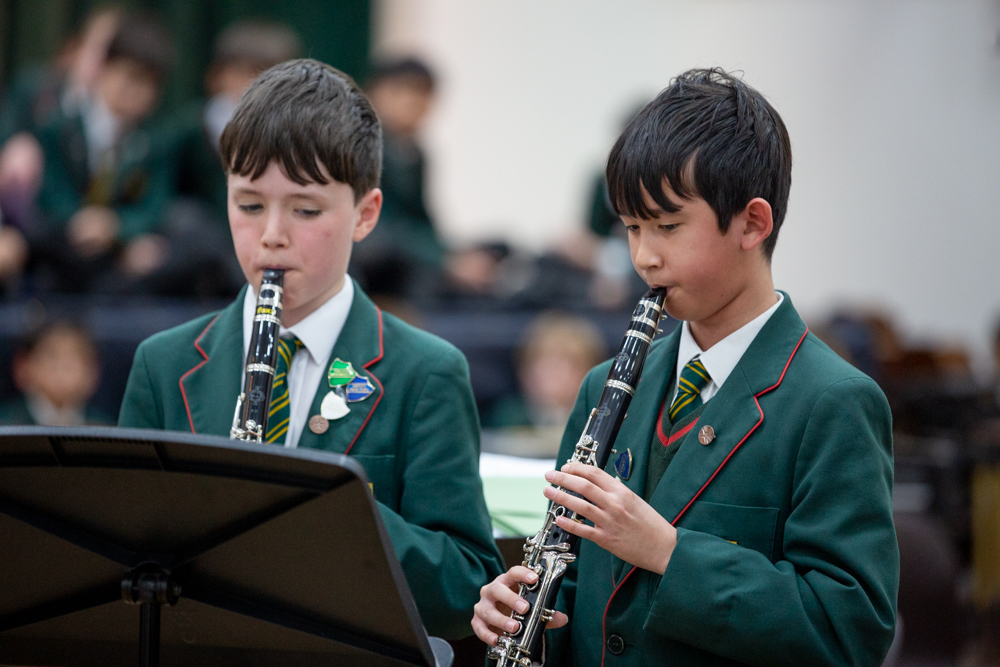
[[488, 286, 666, 667], [230, 269, 285, 442]]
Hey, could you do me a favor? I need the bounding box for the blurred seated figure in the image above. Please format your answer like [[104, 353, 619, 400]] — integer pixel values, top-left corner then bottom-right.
[[0, 6, 122, 268], [0, 5, 121, 144], [555, 103, 649, 310], [484, 312, 605, 430], [171, 21, 300, 226], [352, 56, 444, 300], [151, 20, 300, 298], [30, 12, 174, 294], [0, 321, 109, 426]]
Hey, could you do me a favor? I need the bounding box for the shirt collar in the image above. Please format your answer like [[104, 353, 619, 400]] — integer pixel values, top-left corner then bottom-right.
[[242, 278, 355, 366], [676, 292, 784, 389]]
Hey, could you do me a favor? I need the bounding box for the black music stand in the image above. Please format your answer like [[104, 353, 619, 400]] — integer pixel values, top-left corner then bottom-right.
[[0, 426, 454, 667]]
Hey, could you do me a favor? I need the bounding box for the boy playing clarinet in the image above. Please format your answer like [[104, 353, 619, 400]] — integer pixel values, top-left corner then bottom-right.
[[473, 69, 898, 666], [118, 59, 504, 638]]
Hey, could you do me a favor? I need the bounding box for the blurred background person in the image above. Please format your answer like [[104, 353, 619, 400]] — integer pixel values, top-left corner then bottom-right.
[[351, 56, 445, 304], [484, 311, 605, 430], [0, 321, 108, 426], [30, 11, 175, 294], [0, 5, 123, 289], [149, 20, 302, 298]]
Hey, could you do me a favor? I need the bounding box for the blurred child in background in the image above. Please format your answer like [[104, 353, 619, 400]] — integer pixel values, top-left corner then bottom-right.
[[0, 321, 108, 426], [31, 12, 174, 294], [0, 6, 123, 290], [485, 312, 606, 430], [351, 56, 447, 302], [153, 20, 300, 298], [171, 21, 301, 226]]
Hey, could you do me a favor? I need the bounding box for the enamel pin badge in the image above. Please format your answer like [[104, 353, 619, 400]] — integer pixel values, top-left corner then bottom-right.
[[614, 449, 633, 480], [345, 376, 375, 403], [321, 358, 358, 421], [328, 359, 357, 387]]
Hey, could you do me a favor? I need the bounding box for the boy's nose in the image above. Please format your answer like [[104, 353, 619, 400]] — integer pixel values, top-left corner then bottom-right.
[[631, 234, 662, 272], [260, 211, 289, 247]]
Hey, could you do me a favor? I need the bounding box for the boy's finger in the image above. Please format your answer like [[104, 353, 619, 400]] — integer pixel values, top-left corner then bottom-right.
[[470, 616, 498, 646], [546, 610, 570, 629], [556, 515, 603, 542], [505, 565, 539, 585], [544, 486, 606, 525], [487, 580, 532, 616], [561, 461, 619, 490], [475, 598, 524, 636], [545, 469, 607, 506]]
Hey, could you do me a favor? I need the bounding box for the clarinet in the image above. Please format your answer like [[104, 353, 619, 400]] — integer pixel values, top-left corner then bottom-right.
[[230, 269, 285, 442], [488, 287, 666, 667]]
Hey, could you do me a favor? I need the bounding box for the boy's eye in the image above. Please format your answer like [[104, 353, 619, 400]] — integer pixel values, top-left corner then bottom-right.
[[237, 203, 263, 214], [296, 209, 322, 218], [659, 223, 678, 232], [624, 224, 639, 233]]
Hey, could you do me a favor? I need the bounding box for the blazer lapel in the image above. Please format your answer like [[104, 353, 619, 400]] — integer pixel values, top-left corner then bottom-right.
[[296, 283, 385, 454], [648, 293, 809, 527], [178, 288, 245, 436]]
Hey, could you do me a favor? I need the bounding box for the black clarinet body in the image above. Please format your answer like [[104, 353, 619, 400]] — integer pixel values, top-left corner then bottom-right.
[[230, 268, 285, 442], [488, 287, 666, 667]]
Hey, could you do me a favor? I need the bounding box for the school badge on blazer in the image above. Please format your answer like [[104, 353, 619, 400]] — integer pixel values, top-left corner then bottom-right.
[[614, 449, 633, 480], [321, 358, 358, 420], [345, 376, 375, 402]]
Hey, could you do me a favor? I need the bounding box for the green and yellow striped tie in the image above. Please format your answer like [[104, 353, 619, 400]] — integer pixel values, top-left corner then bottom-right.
[[266, 335, 304, 444], [668, 357, 711, 423]]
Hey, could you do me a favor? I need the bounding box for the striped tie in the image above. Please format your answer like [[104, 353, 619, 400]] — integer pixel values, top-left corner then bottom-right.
[[266, 335, 304, 444], [668, 357, 711, 423]]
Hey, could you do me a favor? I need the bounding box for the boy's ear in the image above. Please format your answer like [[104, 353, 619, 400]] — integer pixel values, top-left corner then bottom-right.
[[353, 188, 383, 242], [739, 197, 773, 252]]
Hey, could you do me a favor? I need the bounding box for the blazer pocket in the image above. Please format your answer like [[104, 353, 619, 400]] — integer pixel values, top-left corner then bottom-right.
[[679, 501, 779, 562], [349, 454, 397, 504]]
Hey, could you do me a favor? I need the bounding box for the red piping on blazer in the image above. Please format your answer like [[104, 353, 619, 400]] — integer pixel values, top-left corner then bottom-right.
[[344, 307, 385, 456], [656, 401, 700, 448], [179, 316, 219, 434], [600, 327, 809, 667]]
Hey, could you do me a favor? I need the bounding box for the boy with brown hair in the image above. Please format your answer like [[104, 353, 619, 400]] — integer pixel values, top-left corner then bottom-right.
[[118, 59, 503, 638], [474, 69, 898, 666]]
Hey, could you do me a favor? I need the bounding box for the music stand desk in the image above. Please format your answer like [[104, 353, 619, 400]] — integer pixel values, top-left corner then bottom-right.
[[0, 426, 453, 667]]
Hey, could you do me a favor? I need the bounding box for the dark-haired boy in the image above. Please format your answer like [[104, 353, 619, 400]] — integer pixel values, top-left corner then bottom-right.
[[33, 12, 174, 293], [0, 321, 109, 426], [474, 69, 898, 666], [118, 59, 504, 638]]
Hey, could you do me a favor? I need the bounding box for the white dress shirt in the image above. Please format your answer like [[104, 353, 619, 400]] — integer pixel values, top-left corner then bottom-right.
[[82, 96, 122, 173], [672, 292, 784, 405], [242, 279, 354, 448]]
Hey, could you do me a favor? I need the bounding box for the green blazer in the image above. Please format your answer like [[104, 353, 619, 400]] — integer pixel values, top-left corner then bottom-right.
[[36, 109, 173, 239], [547, 294, 898, 667], [118, 283, 505, 638]]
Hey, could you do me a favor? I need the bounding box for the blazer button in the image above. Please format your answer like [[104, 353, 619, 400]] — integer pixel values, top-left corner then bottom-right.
[[607, 633, 625, 655]]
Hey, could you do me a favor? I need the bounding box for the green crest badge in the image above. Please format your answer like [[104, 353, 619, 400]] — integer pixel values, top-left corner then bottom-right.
[[327, 358, 357, 387]]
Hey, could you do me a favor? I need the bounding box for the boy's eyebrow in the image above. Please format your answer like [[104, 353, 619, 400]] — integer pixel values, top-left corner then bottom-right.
[[231, 186, 261, 195]]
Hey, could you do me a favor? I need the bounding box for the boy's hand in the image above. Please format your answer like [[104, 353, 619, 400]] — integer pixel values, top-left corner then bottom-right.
[[544, 462, 677, 575], [472, 566, 568, 647]]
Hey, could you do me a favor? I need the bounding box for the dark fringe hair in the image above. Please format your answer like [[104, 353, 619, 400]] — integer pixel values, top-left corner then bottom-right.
[[607, 68, 792, 260], [220, 59, 382, 200], [105, 12, 175, 80]]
